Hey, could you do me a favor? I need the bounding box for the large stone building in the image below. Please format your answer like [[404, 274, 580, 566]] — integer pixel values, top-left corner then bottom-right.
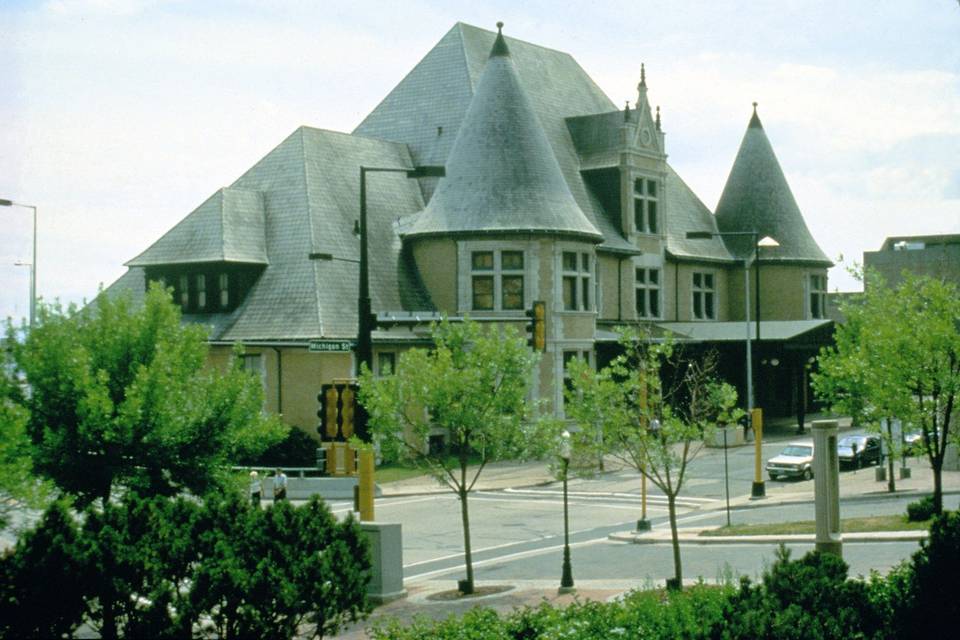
[[864, 234, 960, 288], [107, 23, 834, 438]]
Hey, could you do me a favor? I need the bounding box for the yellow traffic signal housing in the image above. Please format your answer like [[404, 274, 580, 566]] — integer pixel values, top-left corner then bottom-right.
[[526, 300, 546, 351]]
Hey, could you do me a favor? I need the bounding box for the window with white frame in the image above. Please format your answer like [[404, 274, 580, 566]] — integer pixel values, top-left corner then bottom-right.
[[692, 271, 715, 320], [561, 251, 593, 311], [635, 267, 661, 319], [808, 274, 827, 319], [470, 250, 525, 311], [633, 177, 659, 234]]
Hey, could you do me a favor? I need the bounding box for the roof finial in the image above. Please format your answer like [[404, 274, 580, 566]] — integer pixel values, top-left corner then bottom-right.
[[749, 101, 762, 128], [640, 63, 647, 88], [655, 105, 661, 131], [490, 21, 510, 58], [624, 100, 631, 121]]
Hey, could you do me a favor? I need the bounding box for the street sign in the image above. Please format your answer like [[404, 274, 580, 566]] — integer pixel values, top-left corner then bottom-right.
[[308, 339, 356, 353]]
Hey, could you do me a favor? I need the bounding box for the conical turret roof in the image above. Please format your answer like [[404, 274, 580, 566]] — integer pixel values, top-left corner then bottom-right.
[[403, 25, 602, 242], [715, 106, 831, 265]]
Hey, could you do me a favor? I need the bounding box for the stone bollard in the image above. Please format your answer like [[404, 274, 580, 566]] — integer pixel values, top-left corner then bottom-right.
[[360, 522, 406, 603], [812, 419, 842, 557]]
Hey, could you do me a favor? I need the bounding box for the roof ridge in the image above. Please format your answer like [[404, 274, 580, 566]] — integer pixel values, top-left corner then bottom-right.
[[218, 187, 227, 261], [299, 127, 326, 336]]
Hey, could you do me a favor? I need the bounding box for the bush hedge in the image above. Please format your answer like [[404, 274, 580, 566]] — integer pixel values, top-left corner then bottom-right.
[[0, 492, 369, 640]]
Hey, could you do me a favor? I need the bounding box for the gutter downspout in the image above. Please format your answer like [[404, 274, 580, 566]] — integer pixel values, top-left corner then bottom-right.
[[272, 347, 283, 415]]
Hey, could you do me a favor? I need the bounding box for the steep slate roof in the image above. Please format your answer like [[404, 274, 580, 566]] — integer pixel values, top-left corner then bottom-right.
[[115, 127, 434, 341], [404, 28, 601, 242], [715, 107, 832, 265], [664, 166, 735, 263], [126, 187, 268, 266], [355, 22, 634, 253]]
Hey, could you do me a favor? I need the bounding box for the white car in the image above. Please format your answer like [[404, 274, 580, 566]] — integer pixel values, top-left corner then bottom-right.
[[766, 441, 814, 481]]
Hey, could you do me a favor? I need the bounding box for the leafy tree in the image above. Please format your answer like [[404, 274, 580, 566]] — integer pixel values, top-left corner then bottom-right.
[[5, 283, 286, 506], [359, 319, 554, 594], [565, 327, 741, 589], [0, 345, 52, 528], [814, 272, 960, 512]]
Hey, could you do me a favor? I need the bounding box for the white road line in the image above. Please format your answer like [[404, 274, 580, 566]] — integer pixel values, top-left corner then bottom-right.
[[404, 536, 613, 582], [503, 487, 717, 505]]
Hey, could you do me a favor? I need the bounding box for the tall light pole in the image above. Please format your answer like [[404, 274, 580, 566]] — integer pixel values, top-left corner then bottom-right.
[[558, 429, 575, 594], [686, 230, 779, 499], [356, 165, 444, 377], [0, 199, 37, 328]]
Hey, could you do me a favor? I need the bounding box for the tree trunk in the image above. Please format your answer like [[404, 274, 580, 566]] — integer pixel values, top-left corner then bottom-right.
[[667, 493, 682, 590], [459, 486, 474, 594], [932, 463, 944, 514], [886, 420, 896, 492]]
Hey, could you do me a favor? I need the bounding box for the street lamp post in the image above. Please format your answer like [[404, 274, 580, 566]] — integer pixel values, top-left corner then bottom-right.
[[356, 165, 444, 377], [0, 198, 37, 327], [558, 429, 575, 594], [722, 425, 732, 527], [686, 230, 779, 499]]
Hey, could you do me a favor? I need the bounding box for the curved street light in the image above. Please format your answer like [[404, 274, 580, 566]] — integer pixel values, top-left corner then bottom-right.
[[558, 429, 575, 594], [1, 198, 37, 328]]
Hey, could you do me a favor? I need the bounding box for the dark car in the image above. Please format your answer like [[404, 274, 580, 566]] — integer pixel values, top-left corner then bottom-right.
[[838, 435, 882, 469]]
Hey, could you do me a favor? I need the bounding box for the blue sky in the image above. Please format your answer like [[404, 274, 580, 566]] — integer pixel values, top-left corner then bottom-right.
[[1, 0, 958, 323]]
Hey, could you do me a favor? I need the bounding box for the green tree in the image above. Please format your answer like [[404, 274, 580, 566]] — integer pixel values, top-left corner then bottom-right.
[[565, 327, 741, 589], [0, 344, 52, 528], [5, 283, 286, 507], [813, 272, 960, 512], [359, 319, 553, 594]]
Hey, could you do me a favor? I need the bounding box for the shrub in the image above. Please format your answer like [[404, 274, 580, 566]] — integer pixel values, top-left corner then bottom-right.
[[897, 510, 960, 637], [906, 495, 936, 522], [237, 426, 319, 467], [0, 492, 370, 640], [711, 545, 879, 639]]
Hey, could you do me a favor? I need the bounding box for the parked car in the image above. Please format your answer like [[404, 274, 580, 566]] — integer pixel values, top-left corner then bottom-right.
[[766, 442, 814, 481], [904, 428, 939, 456], [837, 434, 882, 468]]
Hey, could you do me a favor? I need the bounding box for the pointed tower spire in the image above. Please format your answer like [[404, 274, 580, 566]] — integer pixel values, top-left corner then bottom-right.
[[404, 22, 601, 242], [715, 105, 831, 265], [636, 63, 648, 107], [490, 21, 509, 58]]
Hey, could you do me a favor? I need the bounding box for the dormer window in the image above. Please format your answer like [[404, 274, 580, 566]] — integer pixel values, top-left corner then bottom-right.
[[179, 275, 189, 310], [634, 177, 658, 234], [219, 273, 230, 308], [196, 275, 207, 310]]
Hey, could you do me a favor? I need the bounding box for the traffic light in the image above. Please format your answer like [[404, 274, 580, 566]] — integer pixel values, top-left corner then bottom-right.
[[526, 300, 546, 351], [316, 382, 363, 440]]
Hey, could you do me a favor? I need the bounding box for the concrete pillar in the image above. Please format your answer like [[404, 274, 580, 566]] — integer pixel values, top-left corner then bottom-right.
[[812, 419, 842, 557], [360, 522, 406, 603]]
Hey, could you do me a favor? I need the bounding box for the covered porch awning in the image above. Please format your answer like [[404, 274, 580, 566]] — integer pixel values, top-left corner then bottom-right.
[[652, 319, 832, 343]]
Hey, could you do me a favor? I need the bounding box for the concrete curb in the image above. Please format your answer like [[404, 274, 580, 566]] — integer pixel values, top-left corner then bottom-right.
[[609, 529, 929, 545]]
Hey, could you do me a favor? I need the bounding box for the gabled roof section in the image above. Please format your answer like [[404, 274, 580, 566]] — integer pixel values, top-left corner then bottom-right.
[[715, 106, 832, 266], [117, 127, 434, 342], [354, 22, 634, 252], [126, 187, 267, 267], [664, 166, 735, 263], [403, 26, 601, 242]]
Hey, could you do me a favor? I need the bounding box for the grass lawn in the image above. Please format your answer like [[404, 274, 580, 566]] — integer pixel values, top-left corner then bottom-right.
[[375, 452, 485, 484], [700, 514, 930, 536]]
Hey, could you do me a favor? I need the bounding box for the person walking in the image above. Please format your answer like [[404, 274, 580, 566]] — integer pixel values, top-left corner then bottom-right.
[[273, 468, 288, 502], [250, 470, 261, 506]]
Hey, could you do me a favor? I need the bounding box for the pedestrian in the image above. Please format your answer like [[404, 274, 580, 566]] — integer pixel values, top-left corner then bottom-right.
[[273, 468, 288, 502], [250, 470, 261, 506]]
